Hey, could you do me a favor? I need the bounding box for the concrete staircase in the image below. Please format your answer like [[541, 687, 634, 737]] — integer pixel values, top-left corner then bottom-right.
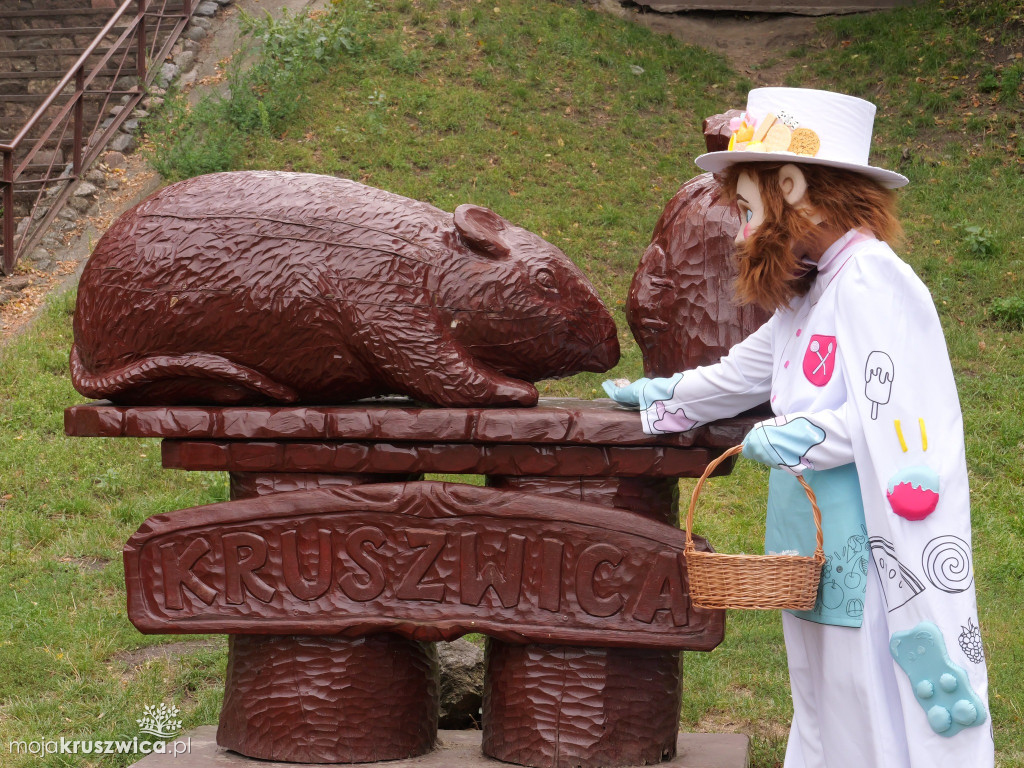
[[0, 0, 191, 273]]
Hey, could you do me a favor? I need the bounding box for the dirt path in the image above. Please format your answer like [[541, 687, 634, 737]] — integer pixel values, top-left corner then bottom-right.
[[591, 0, 821, 82]]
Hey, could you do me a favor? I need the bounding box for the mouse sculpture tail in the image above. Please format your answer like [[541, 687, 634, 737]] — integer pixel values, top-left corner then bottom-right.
[[70, 345, 298, 405]]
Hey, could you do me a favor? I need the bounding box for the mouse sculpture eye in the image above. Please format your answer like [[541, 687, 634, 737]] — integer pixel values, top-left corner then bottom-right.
[[535, 268, 558, 291]]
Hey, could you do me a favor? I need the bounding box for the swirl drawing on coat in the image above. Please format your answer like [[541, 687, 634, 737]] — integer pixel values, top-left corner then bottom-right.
[[922, 535, 974, 594]]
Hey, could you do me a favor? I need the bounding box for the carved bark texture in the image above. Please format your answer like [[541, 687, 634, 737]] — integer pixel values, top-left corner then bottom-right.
[[627, 112, 769, 377], [69, 399, 752, 767], [228, 471, 421, 499], [123, 481, 725, 648], [217, 633, 439, 763], [64, 399, 755, 448], [71, 172, 618, 407], [481, 475, 683, 768], [164, 439, 716, 478], [627, 173, 769, 376], [482, 642, 682, 768], [487, 475, 680, 526]]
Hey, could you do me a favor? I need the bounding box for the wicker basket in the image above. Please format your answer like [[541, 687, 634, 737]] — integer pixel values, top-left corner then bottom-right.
[[684, 444, 827, 611]]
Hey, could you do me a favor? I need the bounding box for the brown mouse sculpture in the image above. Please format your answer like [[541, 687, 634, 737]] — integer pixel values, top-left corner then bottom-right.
[[626, 111, 769, 376], [71, 171, 619, 407]]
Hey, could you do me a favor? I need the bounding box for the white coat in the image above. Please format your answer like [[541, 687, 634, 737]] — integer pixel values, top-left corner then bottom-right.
[[634, 230, 994, 768]]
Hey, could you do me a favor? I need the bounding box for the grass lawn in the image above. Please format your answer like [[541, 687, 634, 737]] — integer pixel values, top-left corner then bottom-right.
[[1, 1, 1021, 765]]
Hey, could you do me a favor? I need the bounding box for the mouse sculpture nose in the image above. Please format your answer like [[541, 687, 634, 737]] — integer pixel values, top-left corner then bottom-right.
[[583, 318, 621, 372]]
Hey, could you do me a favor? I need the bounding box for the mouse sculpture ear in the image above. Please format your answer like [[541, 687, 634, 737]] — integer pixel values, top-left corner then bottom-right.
[[454, 204, 512, 259]]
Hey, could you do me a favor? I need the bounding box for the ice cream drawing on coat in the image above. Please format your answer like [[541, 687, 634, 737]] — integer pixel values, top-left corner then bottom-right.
[[605, 88, 993, 768]]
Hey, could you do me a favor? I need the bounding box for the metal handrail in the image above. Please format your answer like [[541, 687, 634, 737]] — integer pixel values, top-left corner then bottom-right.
[[0, 0, 139, 154], [1, 0, 193, 275]]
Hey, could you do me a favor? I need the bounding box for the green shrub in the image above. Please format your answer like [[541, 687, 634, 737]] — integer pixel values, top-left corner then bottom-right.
[[990, 295, 1024, 329], [958, 224, 998, 258], [145, 5, 368, 180]]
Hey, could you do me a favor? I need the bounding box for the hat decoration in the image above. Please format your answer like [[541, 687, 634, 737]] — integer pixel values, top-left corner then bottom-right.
[[696, 87, 909, 189], [727, 110, 822, 158]]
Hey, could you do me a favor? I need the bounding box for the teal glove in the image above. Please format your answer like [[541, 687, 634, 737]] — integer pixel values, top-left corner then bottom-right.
[[741, 417, 827, 475], [602, 378, 650, 407]]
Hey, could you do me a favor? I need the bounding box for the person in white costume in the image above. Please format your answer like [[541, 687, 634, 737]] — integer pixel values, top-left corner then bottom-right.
[[605, 88, 994, 768]]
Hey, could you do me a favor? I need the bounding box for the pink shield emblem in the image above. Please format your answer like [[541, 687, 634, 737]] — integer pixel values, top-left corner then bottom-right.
[[802, 335, 837, 387]]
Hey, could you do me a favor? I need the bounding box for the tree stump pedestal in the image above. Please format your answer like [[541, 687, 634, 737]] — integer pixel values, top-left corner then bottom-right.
[[66, 398, 757, 767]]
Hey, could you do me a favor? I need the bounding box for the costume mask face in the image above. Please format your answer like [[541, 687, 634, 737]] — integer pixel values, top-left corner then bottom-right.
[[734, 164, 818, 247], [734, 171, 766, 244], [727, 163, 824, 312]]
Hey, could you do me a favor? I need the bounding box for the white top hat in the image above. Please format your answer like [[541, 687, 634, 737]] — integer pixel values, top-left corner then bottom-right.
[[695, 87, 909, 189]]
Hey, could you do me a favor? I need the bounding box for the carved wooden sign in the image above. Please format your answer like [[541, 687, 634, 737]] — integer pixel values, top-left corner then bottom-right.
[[125, 481, 725, 650]]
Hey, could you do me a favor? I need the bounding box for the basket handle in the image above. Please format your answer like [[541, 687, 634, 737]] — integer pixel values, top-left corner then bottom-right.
[[685, 444, 825, 561]]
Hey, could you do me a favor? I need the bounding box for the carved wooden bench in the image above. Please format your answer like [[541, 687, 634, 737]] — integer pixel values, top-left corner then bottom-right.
[[65, 398, 757, 767]]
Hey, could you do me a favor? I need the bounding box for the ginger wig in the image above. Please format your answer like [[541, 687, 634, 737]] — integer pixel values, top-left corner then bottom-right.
[[718, 162, 902, 313]]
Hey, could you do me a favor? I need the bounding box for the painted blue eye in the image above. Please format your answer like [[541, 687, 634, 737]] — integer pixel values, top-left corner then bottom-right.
[[744, 209, 753, 223]]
